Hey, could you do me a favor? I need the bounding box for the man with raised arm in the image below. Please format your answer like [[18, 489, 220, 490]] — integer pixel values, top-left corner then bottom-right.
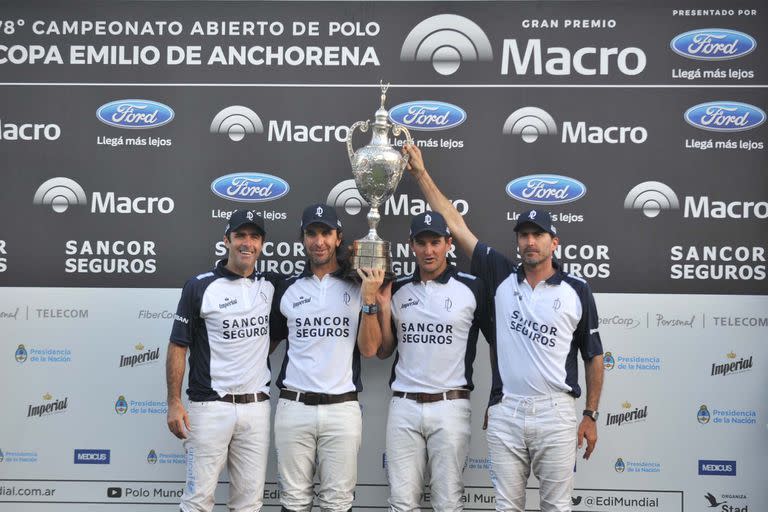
[[402, 144, 604, 512]]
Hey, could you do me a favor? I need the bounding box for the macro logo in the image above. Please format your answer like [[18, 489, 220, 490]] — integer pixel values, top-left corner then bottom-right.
[[400, 14, 493, 75], [503, 107, 557, 143], [603, 351, 615, 370], [33, 177, 87, 213], [698, 459, 736, 476], [15, 344, 28, 363], [0, 119, 61, 141], [210, 106, 264, 142], [96, 99, 174, 129], [624, 181, 680, 218], [74, 449, 110, 465], [506, 174, 586, 205], [327, 179, 368, 215], [211, 173, 290, 203], [388, 101, 467, 131], [147, 449, 158, 464], [115, 395, 128, 415], [671, 29, 757, 60], [684, 102, 766, 132], [697, 404, 711, 424], [614, 458, 626, 473]]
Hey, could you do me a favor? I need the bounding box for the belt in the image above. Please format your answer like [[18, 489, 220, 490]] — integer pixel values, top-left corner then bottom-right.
[[280, 389, 358, 406], [217, 392, 269, 404], [393, 390, 470, 403]]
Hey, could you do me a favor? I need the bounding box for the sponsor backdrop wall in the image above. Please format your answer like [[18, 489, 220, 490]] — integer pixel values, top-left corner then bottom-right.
[[1, 1, 766, 511]]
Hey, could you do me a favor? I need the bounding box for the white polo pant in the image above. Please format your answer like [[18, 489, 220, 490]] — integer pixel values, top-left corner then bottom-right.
[[274, 398, 362, 512], [486, 393, 577, 512], [180, 399, 271, 512], [385, 396, 471, 512]]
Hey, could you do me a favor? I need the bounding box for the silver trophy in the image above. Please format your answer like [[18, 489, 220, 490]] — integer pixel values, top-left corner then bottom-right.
[[346, 82, 413, 279]]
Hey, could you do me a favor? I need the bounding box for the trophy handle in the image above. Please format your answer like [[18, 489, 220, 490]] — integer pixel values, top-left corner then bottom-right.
[[391, 124, 413, 167], [346, 120, 370, 164]]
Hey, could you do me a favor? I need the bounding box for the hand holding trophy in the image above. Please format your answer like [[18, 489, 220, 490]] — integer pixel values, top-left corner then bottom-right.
[[346, 82, 413, 280]]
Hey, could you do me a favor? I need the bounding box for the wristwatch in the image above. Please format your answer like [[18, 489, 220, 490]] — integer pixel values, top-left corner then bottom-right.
[[583, 409, 599, 421], [361, 303, 379, 315]]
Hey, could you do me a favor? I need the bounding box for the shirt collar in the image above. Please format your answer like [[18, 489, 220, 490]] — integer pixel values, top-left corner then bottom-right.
[[515, 260, 565, 285], [411, 263, 455, 284], [215, 259, 257, 280]]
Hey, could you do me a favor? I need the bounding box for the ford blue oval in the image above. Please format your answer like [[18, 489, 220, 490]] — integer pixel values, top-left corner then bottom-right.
[[670, 29, 756, 60], [96, 99, 175, 129], [211, 173, 290, 203], [388, 101, 467, 131], [684, 102, 766, 132], [506, 174, 587, 205]]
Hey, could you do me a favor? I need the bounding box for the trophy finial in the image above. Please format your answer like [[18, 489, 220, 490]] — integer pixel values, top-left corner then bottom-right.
[[380, 81, 389, 108]]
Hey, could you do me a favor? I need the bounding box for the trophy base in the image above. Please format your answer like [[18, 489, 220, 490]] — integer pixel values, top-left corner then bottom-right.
[[348, 239, 396, 282]]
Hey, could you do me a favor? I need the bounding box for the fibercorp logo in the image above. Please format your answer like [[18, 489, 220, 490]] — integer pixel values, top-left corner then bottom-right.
[[671, 29, 757, 61], [96, 100, 174, 129], [400, 14, 493, 76], [210, 106, 264, 142]]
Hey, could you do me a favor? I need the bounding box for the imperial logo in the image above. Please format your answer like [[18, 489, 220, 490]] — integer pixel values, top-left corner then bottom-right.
[[388, 101, 467, 131], [671, 29, 756, 60], [401, 298, 420, 310], [119, 343, 160, 368], [27, 393, 68, 418], [293, 296, 311, 308], [211, 173, 290, 203], [605, 401, 648, 426], [711, 352, 753, 376], [698, 459, 736, 476], [684, 102, 766, 132], [96, 99, 174, 129], [506, 175, 586, 205], [74, 449, 110, 465]]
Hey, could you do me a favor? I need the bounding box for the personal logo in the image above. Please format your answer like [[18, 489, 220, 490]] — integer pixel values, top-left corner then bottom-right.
[[96, 99, 174, 129], [115, 395, 128, 415], [33, 177, 88, 213], [604, 352, 615, 370], [210, 106, 263, 142], [400, 14, 493, 76], [388, 101, 467, 131], [704, 492, 727, 508], [343, 292, 351, 305], [698, 404, 711, 424], [684, 102, 766, 132], [211, 173, 290, 203], [15, 344, 28, 363], [444, 298, 453, 312], [671, 29, 757, 61], [147, 449, 158, 464], [424, 214, 432, 225], [506, 175, 587, 205], [615, 457, 626, 473], [553, 298, 561, 311]]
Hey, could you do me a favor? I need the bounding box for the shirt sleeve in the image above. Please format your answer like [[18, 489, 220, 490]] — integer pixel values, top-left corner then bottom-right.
[[270, 277, 289, 342], [471, 242, 516, 293], [576, 282, 604, 360], [170, 279, 198, 347]]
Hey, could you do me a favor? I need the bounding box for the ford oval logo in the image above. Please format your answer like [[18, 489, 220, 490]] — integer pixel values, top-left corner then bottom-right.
[[388, 101, 466, 131], [96, 99, 174, 129], [684, 102, 766, 132], [211, 173, 290, 203], [506, 174, 586, 205], [671, 29, 756, 60]]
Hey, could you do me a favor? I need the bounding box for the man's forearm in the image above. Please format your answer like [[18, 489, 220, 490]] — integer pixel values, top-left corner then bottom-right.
[[166, 341, 187, 404], [584, 355, 604, 411]]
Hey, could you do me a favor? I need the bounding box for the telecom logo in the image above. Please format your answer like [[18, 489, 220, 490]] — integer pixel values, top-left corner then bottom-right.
[[74, 449, 110, 465], [210, 106, 264, 142], [671, 29, 757, 60], [33, 177, 88, 213], [147, 449, 158, 464], [15, 344, 28, 363], [603, 352, 615, 370], [698, 459, 736, 476], [685, 102, 766, 132], [697, 404, 711, 424], [211, 173, 290, 203], [624, 181, 680, 218], [400, 14, 493, 76], [503, 107, 557, 143], [388, 101, 467, 131], [505, 174, 587, 205], [327, 179, 368, 215], [115, 395, 128, 415], [96, 99, 174, 129]]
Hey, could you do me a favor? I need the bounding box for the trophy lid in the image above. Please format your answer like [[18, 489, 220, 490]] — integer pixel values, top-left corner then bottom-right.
[[373, 81, 390, 128]]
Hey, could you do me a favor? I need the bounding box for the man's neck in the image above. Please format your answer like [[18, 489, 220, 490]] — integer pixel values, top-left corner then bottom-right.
[[523, 260, 556, 289], [311, 259, 339, 280]]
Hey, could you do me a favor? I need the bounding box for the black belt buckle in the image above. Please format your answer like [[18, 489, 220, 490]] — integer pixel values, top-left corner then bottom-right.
[[302, 392, 321, 406]]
